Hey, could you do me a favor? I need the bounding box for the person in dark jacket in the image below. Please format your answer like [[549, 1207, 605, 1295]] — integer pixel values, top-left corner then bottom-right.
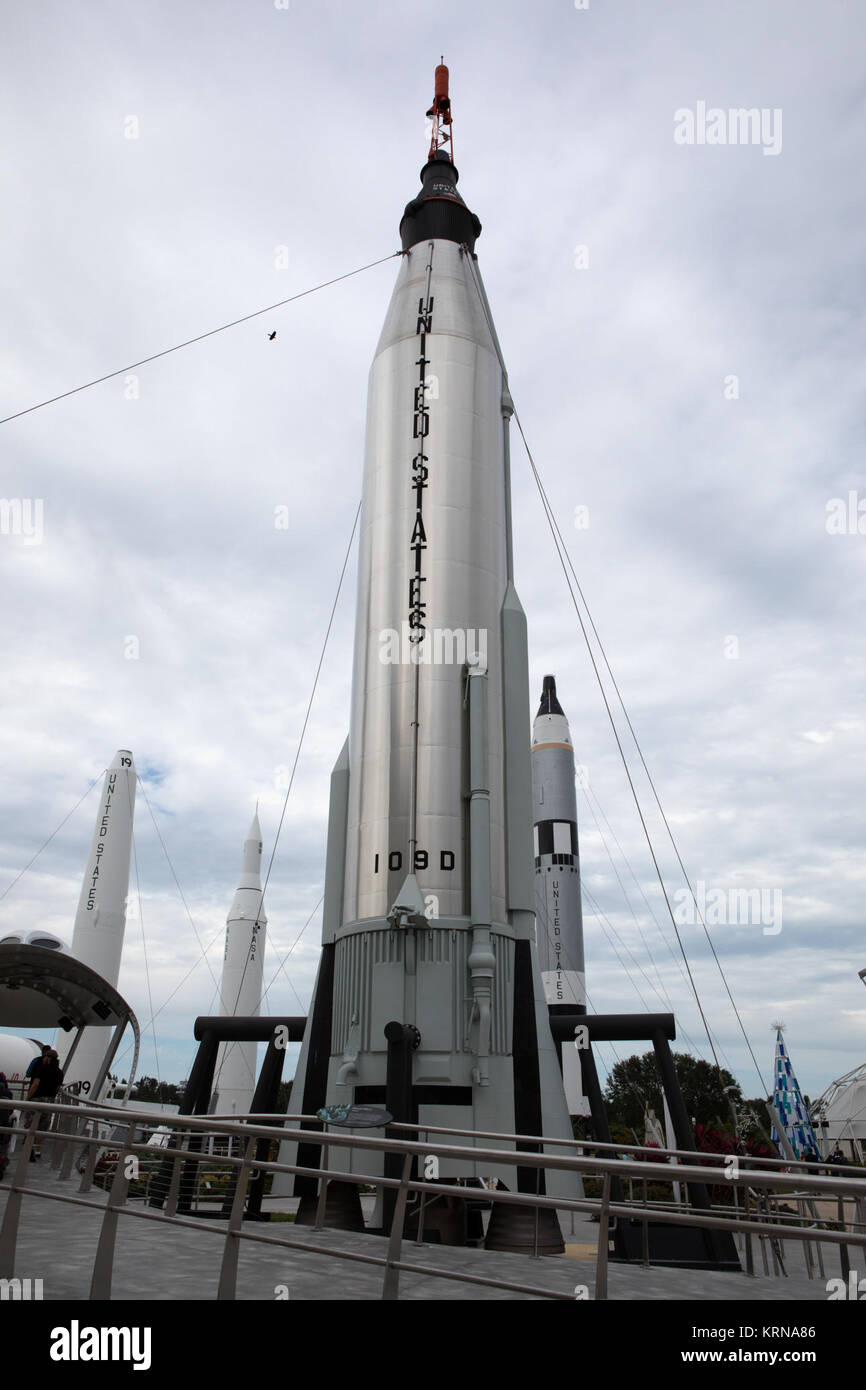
[[24, 1050, 64, 1160]]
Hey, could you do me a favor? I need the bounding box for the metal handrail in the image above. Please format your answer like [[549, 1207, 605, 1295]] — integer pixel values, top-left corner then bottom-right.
[[6, 1097, 865, 1189], [1, 1096, 865, 1301]]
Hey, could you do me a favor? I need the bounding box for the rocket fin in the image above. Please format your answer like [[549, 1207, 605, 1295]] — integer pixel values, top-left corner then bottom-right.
[[501, 583, 535, 923], [272, 735, 349, 1196]]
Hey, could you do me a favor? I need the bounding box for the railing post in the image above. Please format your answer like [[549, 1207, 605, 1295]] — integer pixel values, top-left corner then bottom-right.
[[641, 1178, 649, 1267], [217, 1135, 256, 1300], [730, 1183, 741, 1252], [314, 1144, 330, 1229], [838, 1196, 851, 1282], [0, 1107, 36, 1277], [382, 1152, 413, 1301], [416, 1190, 427, 1244], [761, 1194, 783, 1276], [758, 1210, 770, 1276], [415, 1129, 428, 1243], [89, 1124, 135, 1300], [800, 1197, 814, 1279], [48, 1103, 66, 1169], [743, 1187, 755, 1277], [164, 1127, 188, 1218], [595, 1172, 611, 1301], [78, 1121, 102, 1194], [58, 1110, 84, 1181], [533, 1164, 540, 1259]]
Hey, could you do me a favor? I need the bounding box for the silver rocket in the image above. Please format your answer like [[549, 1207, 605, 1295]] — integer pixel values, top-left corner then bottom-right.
[[279, 67, 576, 1216], [531, 675, 590, 1115], [212, 810, 267, 1116], [60, 749, 137, 1092]]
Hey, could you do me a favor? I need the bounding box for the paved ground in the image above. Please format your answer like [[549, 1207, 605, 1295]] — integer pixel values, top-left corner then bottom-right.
[[1, 1163, 862, 1301]]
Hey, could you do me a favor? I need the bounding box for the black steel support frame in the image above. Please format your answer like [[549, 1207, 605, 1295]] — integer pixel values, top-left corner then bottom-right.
[[148, 1016, 305, 1214], [548, 1011, 728, 1265], [381, 1022, 417, 1231]]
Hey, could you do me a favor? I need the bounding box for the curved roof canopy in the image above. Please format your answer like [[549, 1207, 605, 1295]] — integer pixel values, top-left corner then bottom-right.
[[0, 943, 137, 1036]]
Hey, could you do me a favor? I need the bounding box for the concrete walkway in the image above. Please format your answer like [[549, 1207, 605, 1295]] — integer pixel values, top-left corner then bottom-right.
[[1, 1166, 862, 1301]]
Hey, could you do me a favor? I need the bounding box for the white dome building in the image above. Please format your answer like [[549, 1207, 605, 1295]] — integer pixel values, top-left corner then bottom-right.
[[812, 1063, 866, 1161]]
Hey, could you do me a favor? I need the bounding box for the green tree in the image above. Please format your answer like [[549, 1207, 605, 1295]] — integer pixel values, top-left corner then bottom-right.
[[603, 1052, 742, 1131], [602, 1053, 662, 1130], [129, 1076, 185, 1106]]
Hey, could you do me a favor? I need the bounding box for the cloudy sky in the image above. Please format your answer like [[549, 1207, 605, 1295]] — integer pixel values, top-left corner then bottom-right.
[[1, 0, 863, 1106]]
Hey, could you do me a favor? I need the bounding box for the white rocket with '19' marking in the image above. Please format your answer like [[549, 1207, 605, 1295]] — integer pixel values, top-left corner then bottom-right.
[[60, 749, 136, 1092]]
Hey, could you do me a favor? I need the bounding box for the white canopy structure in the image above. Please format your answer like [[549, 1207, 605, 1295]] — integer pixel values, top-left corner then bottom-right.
[[0, 942, 140, 1102], [811, 1062, 866, 1160]]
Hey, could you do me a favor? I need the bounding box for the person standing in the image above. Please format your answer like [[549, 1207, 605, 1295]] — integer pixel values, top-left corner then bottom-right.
[[24, 1049, 64, 1161]]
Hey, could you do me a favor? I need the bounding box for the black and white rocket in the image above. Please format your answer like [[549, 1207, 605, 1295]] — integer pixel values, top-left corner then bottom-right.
[[212, 810, 267, 1116], [531, 675, 590, 1116], [278, 67, 576, 1223]]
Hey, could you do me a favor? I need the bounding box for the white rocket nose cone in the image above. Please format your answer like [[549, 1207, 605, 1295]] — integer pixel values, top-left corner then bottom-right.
[[110, 749, 136, 772], [532, 712, 572, 748], [241, 810, 264, 880], [532, 677, 573, 748]]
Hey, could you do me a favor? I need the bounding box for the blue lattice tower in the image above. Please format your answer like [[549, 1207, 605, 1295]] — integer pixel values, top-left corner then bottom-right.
[[770, 1023, 819, 1159]]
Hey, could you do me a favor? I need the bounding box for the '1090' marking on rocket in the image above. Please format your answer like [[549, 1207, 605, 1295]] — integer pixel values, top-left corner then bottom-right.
[[374, 850, 454, 872]]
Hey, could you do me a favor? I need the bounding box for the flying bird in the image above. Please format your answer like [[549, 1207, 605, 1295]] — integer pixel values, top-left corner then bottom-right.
[[268, 331, 276, 341]]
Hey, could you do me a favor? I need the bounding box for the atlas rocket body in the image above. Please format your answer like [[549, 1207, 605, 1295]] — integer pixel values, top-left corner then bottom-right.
[[531, 676, 590, 1115], [213, 811, 267, 1116], [60, 749, 136, 1091], [280, 68, 576, 1206]]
